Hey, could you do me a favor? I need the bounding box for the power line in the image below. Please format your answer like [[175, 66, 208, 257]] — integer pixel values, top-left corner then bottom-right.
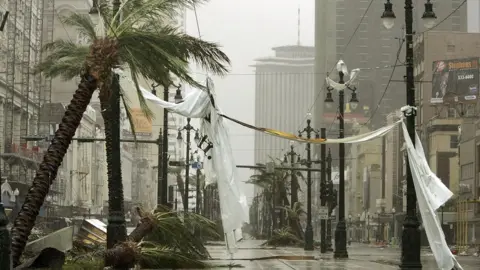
[[288, 0, 375, 156], [362, 39, 405, 126]]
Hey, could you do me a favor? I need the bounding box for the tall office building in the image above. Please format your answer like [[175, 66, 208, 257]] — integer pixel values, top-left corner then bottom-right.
[[252, 45, 315, 165], [467, 0, 480, 33]]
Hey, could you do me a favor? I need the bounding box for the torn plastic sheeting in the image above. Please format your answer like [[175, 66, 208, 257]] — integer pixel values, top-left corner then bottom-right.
[[118, 71, 249, 253], [402, 122, 461, 270]]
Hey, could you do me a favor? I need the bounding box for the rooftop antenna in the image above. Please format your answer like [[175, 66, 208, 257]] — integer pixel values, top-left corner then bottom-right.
[[297, 5, 301, 46]]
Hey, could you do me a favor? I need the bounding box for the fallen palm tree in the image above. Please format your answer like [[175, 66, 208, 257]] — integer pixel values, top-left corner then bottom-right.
[[262, 227, 304, 247], [67, 207, 219, 269]]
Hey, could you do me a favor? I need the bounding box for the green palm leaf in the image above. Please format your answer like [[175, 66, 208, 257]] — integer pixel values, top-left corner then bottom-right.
[[35, 0, 230, 121]]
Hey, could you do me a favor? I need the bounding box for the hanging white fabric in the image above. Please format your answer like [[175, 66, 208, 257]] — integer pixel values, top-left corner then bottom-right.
[[325, 60, 360, 91], [401, 122, 462, 270], [118, 69, 460, 268], [117, 71, 248, 253]]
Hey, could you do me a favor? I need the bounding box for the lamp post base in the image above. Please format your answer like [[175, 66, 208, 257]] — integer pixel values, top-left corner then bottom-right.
[[334, 220, 348, 259], [304, 224, 314, 251], [400, 217, 422, 269]]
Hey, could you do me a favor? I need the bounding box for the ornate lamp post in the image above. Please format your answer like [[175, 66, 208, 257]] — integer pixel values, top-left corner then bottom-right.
[[380, 1, 436, 268], [151, 83, 183, 206], [325, 148, 335, 251], [298, 112, 320, 251], [282, 141, 301, 208], [177, 120, 200, 212], [325, 64, 359, 259], [391, 207, 396, 244]]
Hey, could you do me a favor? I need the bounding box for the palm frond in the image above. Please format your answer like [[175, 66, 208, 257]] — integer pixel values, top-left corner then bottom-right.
[[118, 30, 206, 89], [60, 13, 98, 41], [120, 88, 138, 143], [35, 40, 89, 80], [138, 241, 209, 269], [116, 0, 209, 35], [127, 64, 155, 120], [147, 210, 216, 259]]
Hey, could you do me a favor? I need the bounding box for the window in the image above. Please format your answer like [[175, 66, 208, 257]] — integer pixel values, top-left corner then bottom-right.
[[447, 108, 457, 118], [461, 163, 474, 180], [450, 135, 458, 148]]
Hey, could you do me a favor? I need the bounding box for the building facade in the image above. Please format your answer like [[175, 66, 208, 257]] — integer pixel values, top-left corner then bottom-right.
[[334, 0, 467, 128], [252, 45, 315, 164], [251, 45, 315, 199]]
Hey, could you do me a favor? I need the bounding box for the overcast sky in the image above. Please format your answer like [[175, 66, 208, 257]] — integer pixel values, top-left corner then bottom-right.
[[185, 0, 315, 204]]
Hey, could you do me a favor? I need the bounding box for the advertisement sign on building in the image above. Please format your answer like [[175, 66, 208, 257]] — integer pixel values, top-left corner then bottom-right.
[[130, 108, 152, 135], [431, 58, 479, 104]]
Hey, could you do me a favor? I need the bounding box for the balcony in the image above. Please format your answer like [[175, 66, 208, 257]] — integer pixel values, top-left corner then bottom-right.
[[0, 143, 42, 170]]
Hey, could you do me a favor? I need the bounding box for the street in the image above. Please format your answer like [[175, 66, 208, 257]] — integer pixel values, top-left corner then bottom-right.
[[206, 241, 480, 269]]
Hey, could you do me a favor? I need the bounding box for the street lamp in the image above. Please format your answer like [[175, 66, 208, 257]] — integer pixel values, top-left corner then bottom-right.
[[174, 86, 184, 104], [376, 209, 381, 242], [380, 1, 436, 268], [298, 112, 320, 251], [324, 66, 358, 259], [381, 0, 437, 30], [177, 120, 200, 212], [348, 214, 352, 243], [282, 140, 301, 208], [326, 148, 335, 251], [391, 207, 396, 244]]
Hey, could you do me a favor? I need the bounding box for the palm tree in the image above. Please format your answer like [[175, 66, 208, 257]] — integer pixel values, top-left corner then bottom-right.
[[246, 162, 290, 236], [11, 0, 230, 265], [246, 161, 306, 240], [283, 202, 306, 240]]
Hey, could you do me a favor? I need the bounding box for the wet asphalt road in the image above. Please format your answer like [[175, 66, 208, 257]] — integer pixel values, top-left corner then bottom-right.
[[205, 241, 480, 269]]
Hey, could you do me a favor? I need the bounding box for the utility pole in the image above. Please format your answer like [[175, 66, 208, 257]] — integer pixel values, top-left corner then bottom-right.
[[151, 83, 165, 207], [326, 148, 334, 251], [162, 83, 169, 205], [326, 70, 358, 259], [401, 2, 421, 266], [380, 1, 436, 268], [336, 78, 347, 258], [320, 128, 327, 253], [177, 119, 200, 212], [195, 162, 201, 214], [284, 142, 300, 208], [381, 136, 386, 241], [156, 129, 163, 207], [325, 61, 358, 258], [297, 113, 320, 251]]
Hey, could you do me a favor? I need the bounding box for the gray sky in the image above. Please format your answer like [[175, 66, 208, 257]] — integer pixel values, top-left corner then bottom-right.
[[185, 0, 315, 204]]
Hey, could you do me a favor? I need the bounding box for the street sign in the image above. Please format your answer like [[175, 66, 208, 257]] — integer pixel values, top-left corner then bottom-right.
[[318, 206, 329, 220], [192, 161, 202, 169]]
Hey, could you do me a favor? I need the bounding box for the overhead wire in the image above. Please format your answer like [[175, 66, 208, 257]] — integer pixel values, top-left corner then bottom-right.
[[362, 38, 405, 126], [323, 0, 375, 136], [360, 0, 464, 126]]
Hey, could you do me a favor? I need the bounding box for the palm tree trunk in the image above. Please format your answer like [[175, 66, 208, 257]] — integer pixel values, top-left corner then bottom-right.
[[128, 208, 155, 242], [10, 75, 97, 267], [100, 74, 127, 250]]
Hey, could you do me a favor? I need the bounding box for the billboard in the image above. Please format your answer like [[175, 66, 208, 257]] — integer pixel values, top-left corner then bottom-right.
[[431, 58, 479, 104]]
